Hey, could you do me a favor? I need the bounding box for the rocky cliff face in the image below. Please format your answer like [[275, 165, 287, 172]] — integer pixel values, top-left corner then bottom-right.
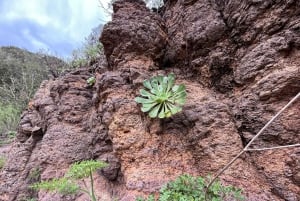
[[0, 0, 299, 200]]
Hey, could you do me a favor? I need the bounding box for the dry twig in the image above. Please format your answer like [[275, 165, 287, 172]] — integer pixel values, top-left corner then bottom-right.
[[204, 92, 300, 200]]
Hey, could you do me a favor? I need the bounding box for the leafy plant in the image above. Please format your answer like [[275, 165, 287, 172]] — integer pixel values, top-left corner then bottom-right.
[[29, 167, 41, 182], [87, 76, 96, 86], [137, 174, 244, 201], [19, 197, 37, 201], [135, 74, 187, 118], [0, 156, 5, 169], [31, 178, 79, 195], [136, 195, 155, 201], [0, 103, 20, 135], [70, 28, 103, 69], [31, 160, 108, 201], [0, 47, 69, 135]]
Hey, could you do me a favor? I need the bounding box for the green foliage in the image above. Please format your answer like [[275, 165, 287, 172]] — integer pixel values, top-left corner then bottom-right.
[[18, 196, 37, 201], [0, 130, 17, 146], [31, 160, 108, 201], [70, 42, 103, 68], [29, 167, 41, 182], [65, 160, 108, 179], [87, 76, 96, 86], [136, 195, 155, 201], [85, 43, 103, 62], [0, 156, 5, 169], [71, 58, 86, 68], [0, 46, 68, 135], [7, 130, 17, 139], [135, 74, 187, 118], [70, 24, 103, 69], [0, 103, 20, 137], [31, 178, 79, 195], [137, 175, 244, 201]]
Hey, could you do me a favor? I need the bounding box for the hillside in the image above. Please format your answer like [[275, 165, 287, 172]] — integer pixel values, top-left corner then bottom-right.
[[0, 46, 67, 135], [0, 0, 299, 201], [0, 46, 66, 83]]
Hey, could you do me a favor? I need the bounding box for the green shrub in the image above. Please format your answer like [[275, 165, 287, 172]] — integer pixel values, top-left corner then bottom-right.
[[135, 74, 187, 118], [87, 76, 96, 86], [71, 57, 87, 68], [137, 174, 244, 201], [0, 103, 20, 135], [0, 156, 5, 169], [70, 42, 103, 68], [31, 160, 108, 201], [7, 130, 17, 138], [29, 167, 41, 182], [19, 197, 37, 201], [32, 177, 79, 195], [136, 195, 155, 201]]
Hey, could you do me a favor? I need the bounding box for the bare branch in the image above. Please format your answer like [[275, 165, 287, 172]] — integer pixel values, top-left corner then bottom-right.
[[244, 92, 300, 151], [247, 144, 300, 151], [204, 92, 300, 200], [98, 0, 113, 16]]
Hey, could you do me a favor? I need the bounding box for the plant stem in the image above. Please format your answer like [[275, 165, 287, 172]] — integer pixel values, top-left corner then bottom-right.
[[204, 92, 300, 201], [79, 188, 91, 195], [90, 168, 97, 201], [246, 144, 300, 151]]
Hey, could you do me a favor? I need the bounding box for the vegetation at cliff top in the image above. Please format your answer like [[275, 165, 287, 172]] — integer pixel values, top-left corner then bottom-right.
[[101, 0, 164, 18], [70, 24, 103, 68], [0, 0, 162, 138], [0, 46, 68, 136], [0, 24, 103, 138]]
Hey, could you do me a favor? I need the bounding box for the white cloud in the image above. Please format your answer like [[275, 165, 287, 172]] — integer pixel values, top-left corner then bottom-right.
[[22, 28, 49, 50], [0, 0, 110, 57], [2, 0, 53, 26]]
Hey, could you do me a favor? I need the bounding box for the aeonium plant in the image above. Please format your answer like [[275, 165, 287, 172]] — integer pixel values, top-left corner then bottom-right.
[[135, 74, 187, 118]]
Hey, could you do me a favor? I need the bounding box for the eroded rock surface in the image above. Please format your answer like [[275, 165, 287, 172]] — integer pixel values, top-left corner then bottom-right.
[[0, 0, 299, 200]]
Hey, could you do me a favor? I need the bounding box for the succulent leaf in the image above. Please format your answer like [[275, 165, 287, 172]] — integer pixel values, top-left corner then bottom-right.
[[149, 103, 161, 118], [141, 102, 158, 112], [140, 89, 155, 98], [143, 80, 153, 90], [134, 97, 155, 104]]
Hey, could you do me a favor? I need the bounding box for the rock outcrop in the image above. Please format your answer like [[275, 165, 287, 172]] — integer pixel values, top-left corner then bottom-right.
[[0, 0, 299, 200]]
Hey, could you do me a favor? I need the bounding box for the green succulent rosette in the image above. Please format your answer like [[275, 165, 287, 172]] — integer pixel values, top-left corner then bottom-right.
[[87, 76, 96, 86], [135, 74, 187, 118]]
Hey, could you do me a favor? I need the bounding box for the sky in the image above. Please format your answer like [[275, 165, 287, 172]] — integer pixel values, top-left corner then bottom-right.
[[0, 0, 110, 58]]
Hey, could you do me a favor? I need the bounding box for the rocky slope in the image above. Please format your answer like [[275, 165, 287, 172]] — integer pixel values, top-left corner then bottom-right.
[[0, 0, 299, 200]]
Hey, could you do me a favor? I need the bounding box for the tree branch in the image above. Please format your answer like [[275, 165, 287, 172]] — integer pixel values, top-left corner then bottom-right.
[[244, 92, 300, 151], [204, 92, 300, 200], [246, 144, 300, 151]]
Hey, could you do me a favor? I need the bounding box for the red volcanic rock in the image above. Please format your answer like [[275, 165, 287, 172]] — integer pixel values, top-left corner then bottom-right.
[[0, 0, 299, 200]]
